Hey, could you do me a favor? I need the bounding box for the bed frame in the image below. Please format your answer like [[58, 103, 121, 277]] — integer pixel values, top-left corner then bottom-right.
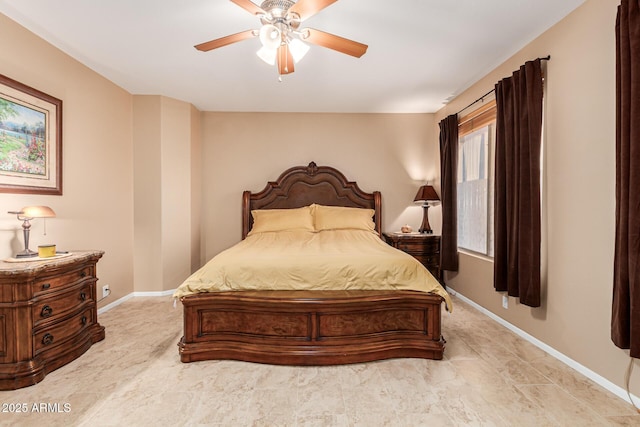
[[178, 162, 445, 365]]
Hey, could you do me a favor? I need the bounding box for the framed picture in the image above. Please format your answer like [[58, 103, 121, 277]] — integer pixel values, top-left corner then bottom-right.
[[0, 73, 62, 195]]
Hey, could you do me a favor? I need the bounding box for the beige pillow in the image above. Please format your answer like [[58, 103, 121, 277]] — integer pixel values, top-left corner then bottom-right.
[[313, 204, 376, 232], [248, 206, 314, 235]]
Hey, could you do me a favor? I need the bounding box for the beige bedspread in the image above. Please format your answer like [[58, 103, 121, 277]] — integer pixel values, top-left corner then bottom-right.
[[173, 229, 452, 310]]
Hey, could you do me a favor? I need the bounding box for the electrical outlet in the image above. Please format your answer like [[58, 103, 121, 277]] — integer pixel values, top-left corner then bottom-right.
[[102, 284, 110, 298], [502, 295, 508, 309]]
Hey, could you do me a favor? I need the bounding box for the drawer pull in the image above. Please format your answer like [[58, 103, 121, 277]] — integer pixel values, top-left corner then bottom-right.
[[80, 292, 87, 301], [42, 283, 51, 290], [42, 333, 54, 346], [40, 305, 53, 318], [81, 316, 88, 326], [79, 271, 87, 278]]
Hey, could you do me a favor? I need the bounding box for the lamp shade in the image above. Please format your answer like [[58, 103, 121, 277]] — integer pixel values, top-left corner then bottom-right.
[[413, 185, 440, 203], [259, 24, 281, 50], [20, 206, 56, 218], [256, 46, 277, 65], [288, 38, 310, 63]]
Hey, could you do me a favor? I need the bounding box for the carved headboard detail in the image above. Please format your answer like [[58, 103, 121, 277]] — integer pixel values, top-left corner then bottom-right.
[[242, 162, 382, 239]]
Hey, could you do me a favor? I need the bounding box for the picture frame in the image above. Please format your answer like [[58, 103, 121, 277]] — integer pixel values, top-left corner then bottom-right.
[[0, 73, 62, 195]]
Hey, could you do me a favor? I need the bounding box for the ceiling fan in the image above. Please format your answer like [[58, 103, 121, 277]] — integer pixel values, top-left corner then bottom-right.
[[195, 0, 368, 77]]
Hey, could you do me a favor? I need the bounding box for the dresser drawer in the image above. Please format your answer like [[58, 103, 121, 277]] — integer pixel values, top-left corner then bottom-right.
[[33, 307, 94, 355], [31, 266, 95, 296], [32, 282, 93, 327]]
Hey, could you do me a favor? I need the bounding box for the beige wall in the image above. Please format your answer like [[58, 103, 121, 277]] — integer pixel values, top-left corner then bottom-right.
[[435, 0, 636, 395], [159, 97, 196, 290], [190, 105, 203, 272], [133, 95, 201, 292], [133, 96, 163, 292], [0, 14, 134, 306], [200, 112, 438, 260]]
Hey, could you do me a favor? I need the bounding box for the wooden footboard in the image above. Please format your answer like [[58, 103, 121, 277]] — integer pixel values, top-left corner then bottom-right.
[[178, 290, 445, 365]]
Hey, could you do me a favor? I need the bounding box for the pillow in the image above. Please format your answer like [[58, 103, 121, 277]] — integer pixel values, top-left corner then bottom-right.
[[248, 206, 314, 235], [313, 204, 376, 232]]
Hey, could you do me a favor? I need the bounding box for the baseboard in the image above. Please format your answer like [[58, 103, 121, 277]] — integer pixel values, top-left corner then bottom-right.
[[449, 289, 639, 407], [97, 289, 176, 314], [131, 289, 176, 297]]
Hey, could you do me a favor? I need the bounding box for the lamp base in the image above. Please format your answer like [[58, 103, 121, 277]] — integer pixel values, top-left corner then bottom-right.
[[418, 204, 433, 234], [15, 249, 38, 258]]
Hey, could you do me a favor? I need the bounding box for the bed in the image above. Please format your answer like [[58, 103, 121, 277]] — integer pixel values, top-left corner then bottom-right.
[[175, 162, 451, 365]]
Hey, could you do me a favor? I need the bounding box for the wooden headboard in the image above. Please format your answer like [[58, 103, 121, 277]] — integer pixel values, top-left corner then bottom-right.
[[242, 162, 382, 239]]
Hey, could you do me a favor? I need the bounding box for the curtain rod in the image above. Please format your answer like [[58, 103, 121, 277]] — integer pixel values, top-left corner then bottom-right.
[[455, 55, 551, 116]]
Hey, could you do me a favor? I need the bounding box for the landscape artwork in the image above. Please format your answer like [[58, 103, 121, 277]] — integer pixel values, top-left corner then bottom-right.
[[0, 74, 62, 195], [0, 98, 47, 177]]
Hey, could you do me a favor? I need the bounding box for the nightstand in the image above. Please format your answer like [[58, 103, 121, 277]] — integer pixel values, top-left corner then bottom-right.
[[383, 232, 441, 280], [0, 251, 105, 390]]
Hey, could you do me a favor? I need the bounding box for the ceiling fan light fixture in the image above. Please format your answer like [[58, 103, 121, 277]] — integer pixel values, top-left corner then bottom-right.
[[259, 24, 281, 50], [256, 46, 277, 65], [288, 38, 310, 63], [196, 0, 368, 76], [260, 0, 295, 18]]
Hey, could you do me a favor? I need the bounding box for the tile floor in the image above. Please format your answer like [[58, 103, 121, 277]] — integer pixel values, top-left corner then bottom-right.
[[0, 295, 638, 426]]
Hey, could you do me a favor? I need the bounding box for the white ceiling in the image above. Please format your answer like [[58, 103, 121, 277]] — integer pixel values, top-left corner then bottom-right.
[[0, 0, 586, 113]]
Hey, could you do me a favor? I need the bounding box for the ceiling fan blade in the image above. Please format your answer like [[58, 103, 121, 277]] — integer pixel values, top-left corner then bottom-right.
[[303, 28, 368, 58], [195, 30, 256, 52], [230, 0, 264, 16], [277, 44, 295, 75], [289, 0, 338, 21]]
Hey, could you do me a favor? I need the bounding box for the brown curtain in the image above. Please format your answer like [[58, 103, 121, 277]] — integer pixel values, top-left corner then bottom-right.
[[613, 0, 640, 358], [439, 114, 459, 272], [493, 59, 543, 307]]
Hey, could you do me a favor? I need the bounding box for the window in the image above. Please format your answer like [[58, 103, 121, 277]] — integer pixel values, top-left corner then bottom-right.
[[457, 101, 496, 257]]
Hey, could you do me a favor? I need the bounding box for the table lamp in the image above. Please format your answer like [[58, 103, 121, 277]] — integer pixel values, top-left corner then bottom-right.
[[413, 185, 440, 234], [8, 206, 56, 258]]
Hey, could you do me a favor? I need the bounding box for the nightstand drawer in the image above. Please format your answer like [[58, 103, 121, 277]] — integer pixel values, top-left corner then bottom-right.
[[399, 241, 439, 252], [382, 233, 441, 281], [397, 242, 425, 253], [34, 307, 94, 354], [32, 282, 93, 326], [397, 242, 439, 254], [32, 266, 95, 296], [414, 255, 440, 266]]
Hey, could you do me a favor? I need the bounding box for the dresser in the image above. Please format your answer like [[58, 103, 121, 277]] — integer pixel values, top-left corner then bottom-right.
[[383, 233, 441, 280], [0, 251, 105, 390]]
